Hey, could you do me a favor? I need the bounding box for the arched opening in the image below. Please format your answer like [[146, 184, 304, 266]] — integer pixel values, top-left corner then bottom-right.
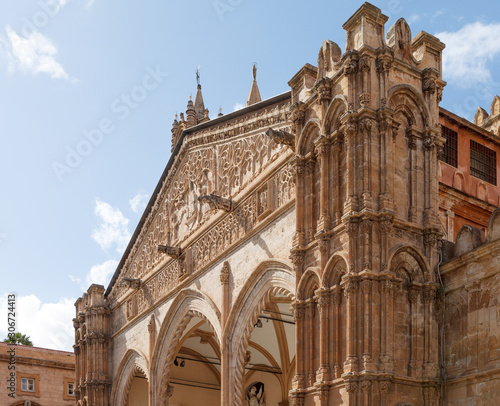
[[168, 315, 221, 405], [225, 262, 295, 406], [126, 368, 149, 406], [242, 290, 295, 406]]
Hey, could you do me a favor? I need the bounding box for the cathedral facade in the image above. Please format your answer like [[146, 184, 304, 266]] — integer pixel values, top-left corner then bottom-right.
[[73, 3, 500, 405]]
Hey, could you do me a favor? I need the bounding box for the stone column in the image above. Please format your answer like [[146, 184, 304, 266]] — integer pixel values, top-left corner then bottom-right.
[[408, 287, 419, 377], [407, 129, 418, 222], [343, 279, 358, 373], [292, 302, 306, 388], [307, 300, 316, 387], [343, 122, 358, 214], [361, 279, 374, 371], [307, 158, 316, 242], [360, 118, 373, 210], [332, 288, 342, 378], [293, 157, 306, 248], [220, 261, 230, 327], [332, 135, 343, 225], [316, 288, 330, 382], [315, 137, 331, 233]]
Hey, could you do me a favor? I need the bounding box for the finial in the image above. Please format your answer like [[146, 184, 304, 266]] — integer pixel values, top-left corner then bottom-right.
[[175, 113, 178, 120], [190, 94, 192, 101], [219, 106, 223, 117], [196, 67, 201, 87], [253, 63, 257, 81]]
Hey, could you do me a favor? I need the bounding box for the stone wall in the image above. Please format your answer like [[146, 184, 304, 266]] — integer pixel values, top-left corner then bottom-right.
[[441, 208, 500, 405]]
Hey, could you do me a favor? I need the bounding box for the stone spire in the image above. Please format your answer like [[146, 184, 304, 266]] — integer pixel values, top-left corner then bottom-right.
[[246, 63, 262, 106], [186, 96, 196, 127], [194, 68, 206, 121]]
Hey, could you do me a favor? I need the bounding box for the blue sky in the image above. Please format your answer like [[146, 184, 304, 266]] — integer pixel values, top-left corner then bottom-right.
[[0, 0, 499, 351]]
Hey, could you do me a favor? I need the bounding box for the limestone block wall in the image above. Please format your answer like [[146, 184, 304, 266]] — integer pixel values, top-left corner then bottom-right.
[[441, 208, 500, 405]]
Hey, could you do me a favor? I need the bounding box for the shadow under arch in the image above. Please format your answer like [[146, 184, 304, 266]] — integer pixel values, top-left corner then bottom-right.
[[296, 267, 320, 300], [322, 253, 349, 288], [151, 288, 222, 406], [323, 94, 349, 134], [110, 349, 149, 406], [388, 84, 431, 128], [224, 259, 295, 406], [387, 244, 433, 284], [297, 118, 321, 156]]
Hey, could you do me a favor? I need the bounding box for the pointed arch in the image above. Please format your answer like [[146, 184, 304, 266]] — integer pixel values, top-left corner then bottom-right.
[[322, 254, 348, 288], [110, 349, 149, 406], [388, 85, 431, 128], [388, 245, 432, 283], [324, 95, 349, 134], [224, 259, 295, 406], [151, 288, 222, 406], [297, 118, 321, 156], [297, 268, 320, 300]]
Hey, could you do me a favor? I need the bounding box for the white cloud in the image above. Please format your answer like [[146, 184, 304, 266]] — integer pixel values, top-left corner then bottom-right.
[[91, 199, 131, 253], [0, 294, 75, 351], [129, 192, 149, 214], [233, 102, 245, 111], [86, 259, 118, 287], [408, 14, 421, 24], [0, 25, 69, 80], [436, 22, 500, 87]]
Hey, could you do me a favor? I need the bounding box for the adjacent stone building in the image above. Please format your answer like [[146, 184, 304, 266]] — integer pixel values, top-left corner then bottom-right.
[[0, 342, 76, 406], [73, 3, 500, 405]]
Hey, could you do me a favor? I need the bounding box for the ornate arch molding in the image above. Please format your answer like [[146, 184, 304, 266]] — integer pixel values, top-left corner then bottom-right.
[[388, 85, 431, 128], [323, 95, 349, 134], [225, 259, 295, 406], [111, 349, 149, 406], [297, 118, 321, 156], [297, 267, 320, 300], [151, 288, 222, 406], [387, 245, 432, 284], [322, 254, 348, 288]]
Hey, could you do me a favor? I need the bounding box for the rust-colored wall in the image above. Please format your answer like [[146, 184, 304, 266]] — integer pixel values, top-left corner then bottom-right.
[[439, 108, 500, 241]]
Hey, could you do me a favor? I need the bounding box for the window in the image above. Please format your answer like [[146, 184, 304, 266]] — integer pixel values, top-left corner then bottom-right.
[[67, 382, 75, 396], [21, 378, 35, 392], [470, 140, 497, 185], [441, 126, 458, 167], [63, 377, 75, 400]]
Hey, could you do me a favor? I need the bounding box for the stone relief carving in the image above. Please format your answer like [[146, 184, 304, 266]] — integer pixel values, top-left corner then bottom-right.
[[246, 383, 265, 406], [107, 104, 290, 304], [111, 162, 296, 330]]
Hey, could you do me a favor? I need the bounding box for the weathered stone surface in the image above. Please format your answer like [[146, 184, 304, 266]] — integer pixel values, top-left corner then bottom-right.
[[73, 3, 500, 406]]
